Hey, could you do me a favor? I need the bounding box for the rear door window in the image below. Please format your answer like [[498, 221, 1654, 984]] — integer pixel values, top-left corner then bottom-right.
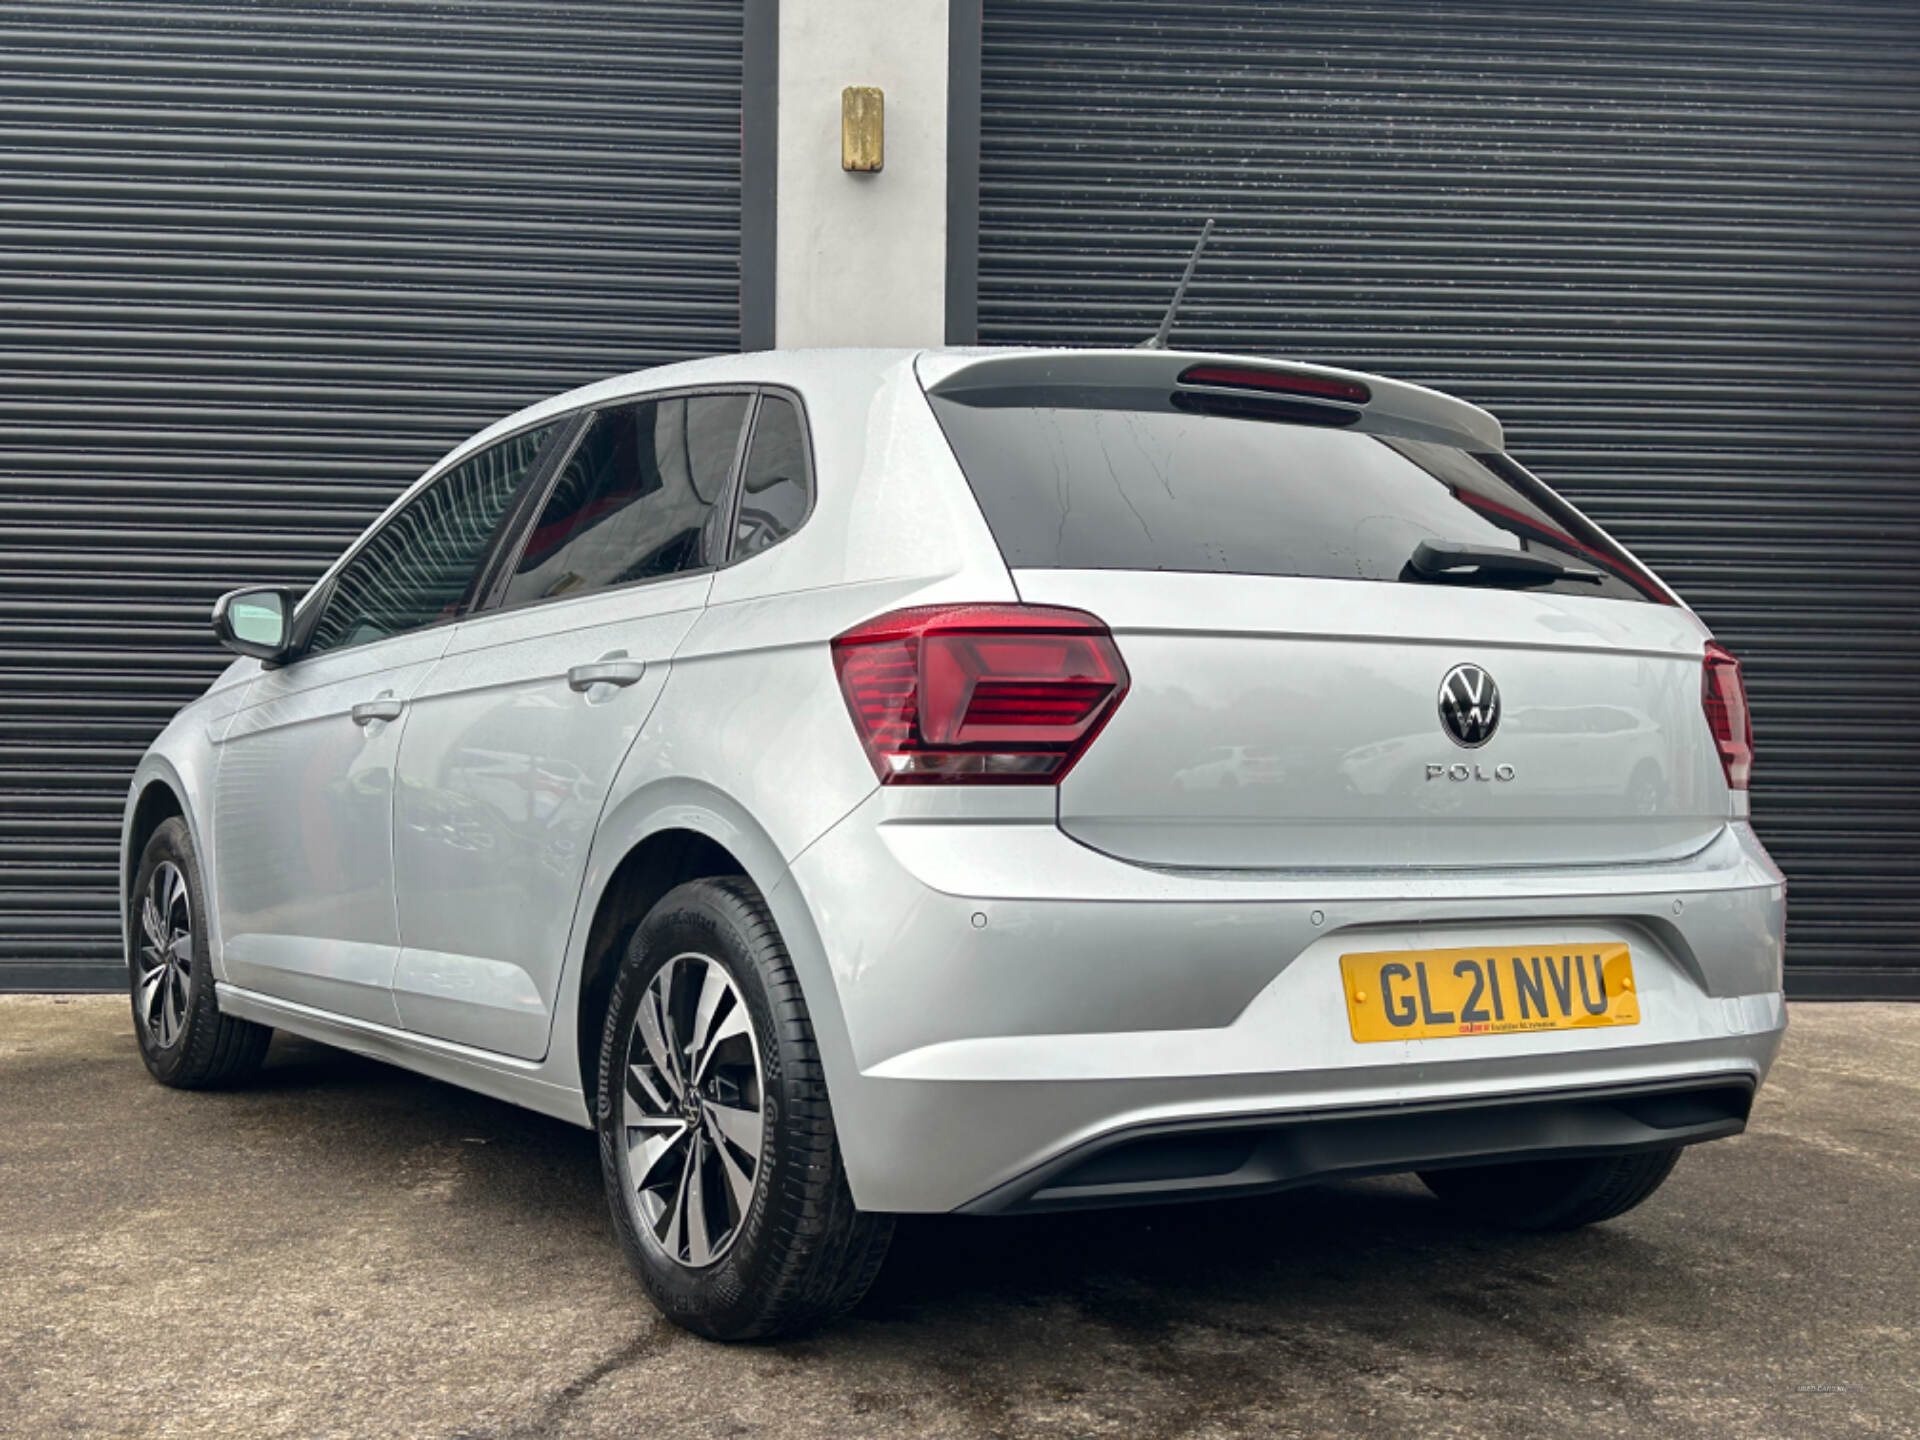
[[928, 395, 1663, 603], [501, 392, 749, 608]]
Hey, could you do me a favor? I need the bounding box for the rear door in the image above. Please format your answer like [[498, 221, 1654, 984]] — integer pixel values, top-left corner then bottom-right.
[[926, 368, 1728, 872], [389, 391, 751, 1058]]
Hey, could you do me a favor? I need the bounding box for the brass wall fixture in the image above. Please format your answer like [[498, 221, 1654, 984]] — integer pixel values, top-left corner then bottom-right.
[[841, 86, 884, 172]]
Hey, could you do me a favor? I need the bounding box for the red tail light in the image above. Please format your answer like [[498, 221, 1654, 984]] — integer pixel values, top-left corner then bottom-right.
[[1702, 642, 1753, 791], [831, 604, 1130, 785]]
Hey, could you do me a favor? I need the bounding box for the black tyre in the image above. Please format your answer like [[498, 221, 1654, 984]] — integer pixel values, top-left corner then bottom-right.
[[1419, 1146, 1684, 1231], [128, 816, 272, 1088], [596, 876, 892, 1340]]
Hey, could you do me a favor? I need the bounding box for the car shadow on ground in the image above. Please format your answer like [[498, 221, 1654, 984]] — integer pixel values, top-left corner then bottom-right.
[[237, 1032, 1670, 1346], [866, 1183, 1640, 1335]]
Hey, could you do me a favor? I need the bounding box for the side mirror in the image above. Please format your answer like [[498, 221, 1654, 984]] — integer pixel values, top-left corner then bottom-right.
[[212, 587, 300, 662]]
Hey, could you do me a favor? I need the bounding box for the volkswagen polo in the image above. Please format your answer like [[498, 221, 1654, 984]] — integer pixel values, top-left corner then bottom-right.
[[121, 348, 1786, 1338]]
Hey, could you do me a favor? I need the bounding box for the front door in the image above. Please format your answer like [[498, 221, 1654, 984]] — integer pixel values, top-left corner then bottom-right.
[[390, 392, 751, 1058], [212, 422, 559, 1023]]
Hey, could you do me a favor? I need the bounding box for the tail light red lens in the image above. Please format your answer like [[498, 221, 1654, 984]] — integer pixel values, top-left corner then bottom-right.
[[1702, 641, 1753, 791], [831, 604, 1130, 785]]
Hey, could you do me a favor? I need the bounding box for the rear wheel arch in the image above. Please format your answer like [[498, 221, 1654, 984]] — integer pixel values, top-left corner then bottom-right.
[[573, 827, 749, 1103], [568, 786, 866, 1191]]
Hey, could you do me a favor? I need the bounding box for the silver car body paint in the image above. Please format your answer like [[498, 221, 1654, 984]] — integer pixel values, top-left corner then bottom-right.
[[120, 346, 1787, 1213]]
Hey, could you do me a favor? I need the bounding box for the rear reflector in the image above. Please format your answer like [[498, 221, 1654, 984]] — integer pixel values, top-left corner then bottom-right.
[[1177, 362, 1371, 406], [1702, 642, 1753, 791], [831, 604, 1129, 785]]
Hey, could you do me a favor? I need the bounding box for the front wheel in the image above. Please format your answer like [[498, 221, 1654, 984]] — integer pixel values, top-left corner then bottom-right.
[[596, 876, 892, 1340], [1419, 1146, 1684, 1231], [129, 816, 271, 1088]]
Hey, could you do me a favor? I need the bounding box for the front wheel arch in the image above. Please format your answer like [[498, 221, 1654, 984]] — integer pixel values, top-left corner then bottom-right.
[[124, 778, 184, 909]]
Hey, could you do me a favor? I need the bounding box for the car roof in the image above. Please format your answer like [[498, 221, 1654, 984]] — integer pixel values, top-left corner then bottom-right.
[[424, 344, 1502, 487]]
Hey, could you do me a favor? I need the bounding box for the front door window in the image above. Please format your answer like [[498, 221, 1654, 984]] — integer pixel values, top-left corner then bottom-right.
[[307, 422, 554, 656]]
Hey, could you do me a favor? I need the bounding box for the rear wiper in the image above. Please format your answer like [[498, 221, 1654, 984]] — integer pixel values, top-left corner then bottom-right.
[[1405, 538, 1603, 588]]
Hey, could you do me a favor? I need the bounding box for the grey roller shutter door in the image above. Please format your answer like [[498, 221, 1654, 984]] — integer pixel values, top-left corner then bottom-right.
[[0, 1, 744, 990], [976, 0, 1920, 998]]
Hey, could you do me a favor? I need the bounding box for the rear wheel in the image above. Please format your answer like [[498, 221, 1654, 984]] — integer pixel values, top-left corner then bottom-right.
[[129, 817, 272, 1088], [1419, 1146, 1684, 1231], [596, 876, 892, 1340]]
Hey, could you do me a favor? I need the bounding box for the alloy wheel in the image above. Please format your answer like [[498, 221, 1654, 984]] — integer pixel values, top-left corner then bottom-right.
[[621, 952, 765, 1268], [135, 861, 193, 1049]]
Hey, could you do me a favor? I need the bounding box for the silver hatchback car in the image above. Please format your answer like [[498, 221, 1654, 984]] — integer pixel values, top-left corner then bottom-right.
[[122, 348, 1785, 1338]]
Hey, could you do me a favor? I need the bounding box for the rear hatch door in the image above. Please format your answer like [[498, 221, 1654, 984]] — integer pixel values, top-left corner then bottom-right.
[[922, 351, 1727, 871], [1020, 568, 1721, 870]]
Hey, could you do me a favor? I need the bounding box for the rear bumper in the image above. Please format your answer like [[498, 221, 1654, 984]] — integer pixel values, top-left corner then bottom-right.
[[786, 799, 1787, 1214], [961, 1076, 1753, 1215]]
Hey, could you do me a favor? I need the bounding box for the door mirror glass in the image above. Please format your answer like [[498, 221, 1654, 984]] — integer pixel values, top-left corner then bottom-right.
[[230, 593, 287, 647], [213, 586, 296, 660]]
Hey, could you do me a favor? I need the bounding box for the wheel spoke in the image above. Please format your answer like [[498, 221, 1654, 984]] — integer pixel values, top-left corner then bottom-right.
[[169, 933, 193, 966], [140, 894, 167, 952], [660, 1143, 695, 1257], [694, 1005, 752, 1084], [628, 1120, 690, 1193], [161, 971, 184, 1045], [684, 962, 730, 1071], [635, 988, 683, 1101], [711, 1121, 757, 1217], [626, 1110, 682, 1131], [626, 1062, 673, 1116], [682, 1134, 712, 1266], [138, 961, 168, 1018], [659, 956, 694, 1092], [703, 1098, 762, 1162], [162, 864, 187, 925]]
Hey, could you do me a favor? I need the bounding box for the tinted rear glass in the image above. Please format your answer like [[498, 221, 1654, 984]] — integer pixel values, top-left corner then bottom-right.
[[928, 395, 1664, 603]]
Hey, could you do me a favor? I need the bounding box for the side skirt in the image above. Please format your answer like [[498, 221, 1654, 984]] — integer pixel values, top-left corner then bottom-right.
[[216, 982, 592, 1128]]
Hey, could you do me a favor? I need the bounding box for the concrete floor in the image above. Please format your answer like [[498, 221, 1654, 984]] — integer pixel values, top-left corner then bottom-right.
[[0, 997, 1914, 1440]]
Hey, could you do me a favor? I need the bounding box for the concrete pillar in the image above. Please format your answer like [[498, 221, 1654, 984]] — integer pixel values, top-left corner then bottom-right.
[[774, 0, 951, 348]]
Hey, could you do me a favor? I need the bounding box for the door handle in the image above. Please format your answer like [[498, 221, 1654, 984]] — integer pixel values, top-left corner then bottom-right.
[[351, 697, 405, 726], [567, 655, 646, 693]]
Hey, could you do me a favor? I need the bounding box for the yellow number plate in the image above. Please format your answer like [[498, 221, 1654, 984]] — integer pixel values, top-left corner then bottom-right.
[[1340, 943, 1640, 1042]]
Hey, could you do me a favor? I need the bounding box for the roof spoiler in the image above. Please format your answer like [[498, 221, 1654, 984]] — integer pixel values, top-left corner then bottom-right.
[[917, 349, 1503, 453]]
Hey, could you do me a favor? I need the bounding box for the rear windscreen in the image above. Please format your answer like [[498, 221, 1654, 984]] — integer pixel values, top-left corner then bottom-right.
[[927, 394, 1665, 603]]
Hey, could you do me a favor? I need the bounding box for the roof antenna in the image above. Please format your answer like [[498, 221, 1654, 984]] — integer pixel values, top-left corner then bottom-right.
[[1138, 217, 1215, 350]]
